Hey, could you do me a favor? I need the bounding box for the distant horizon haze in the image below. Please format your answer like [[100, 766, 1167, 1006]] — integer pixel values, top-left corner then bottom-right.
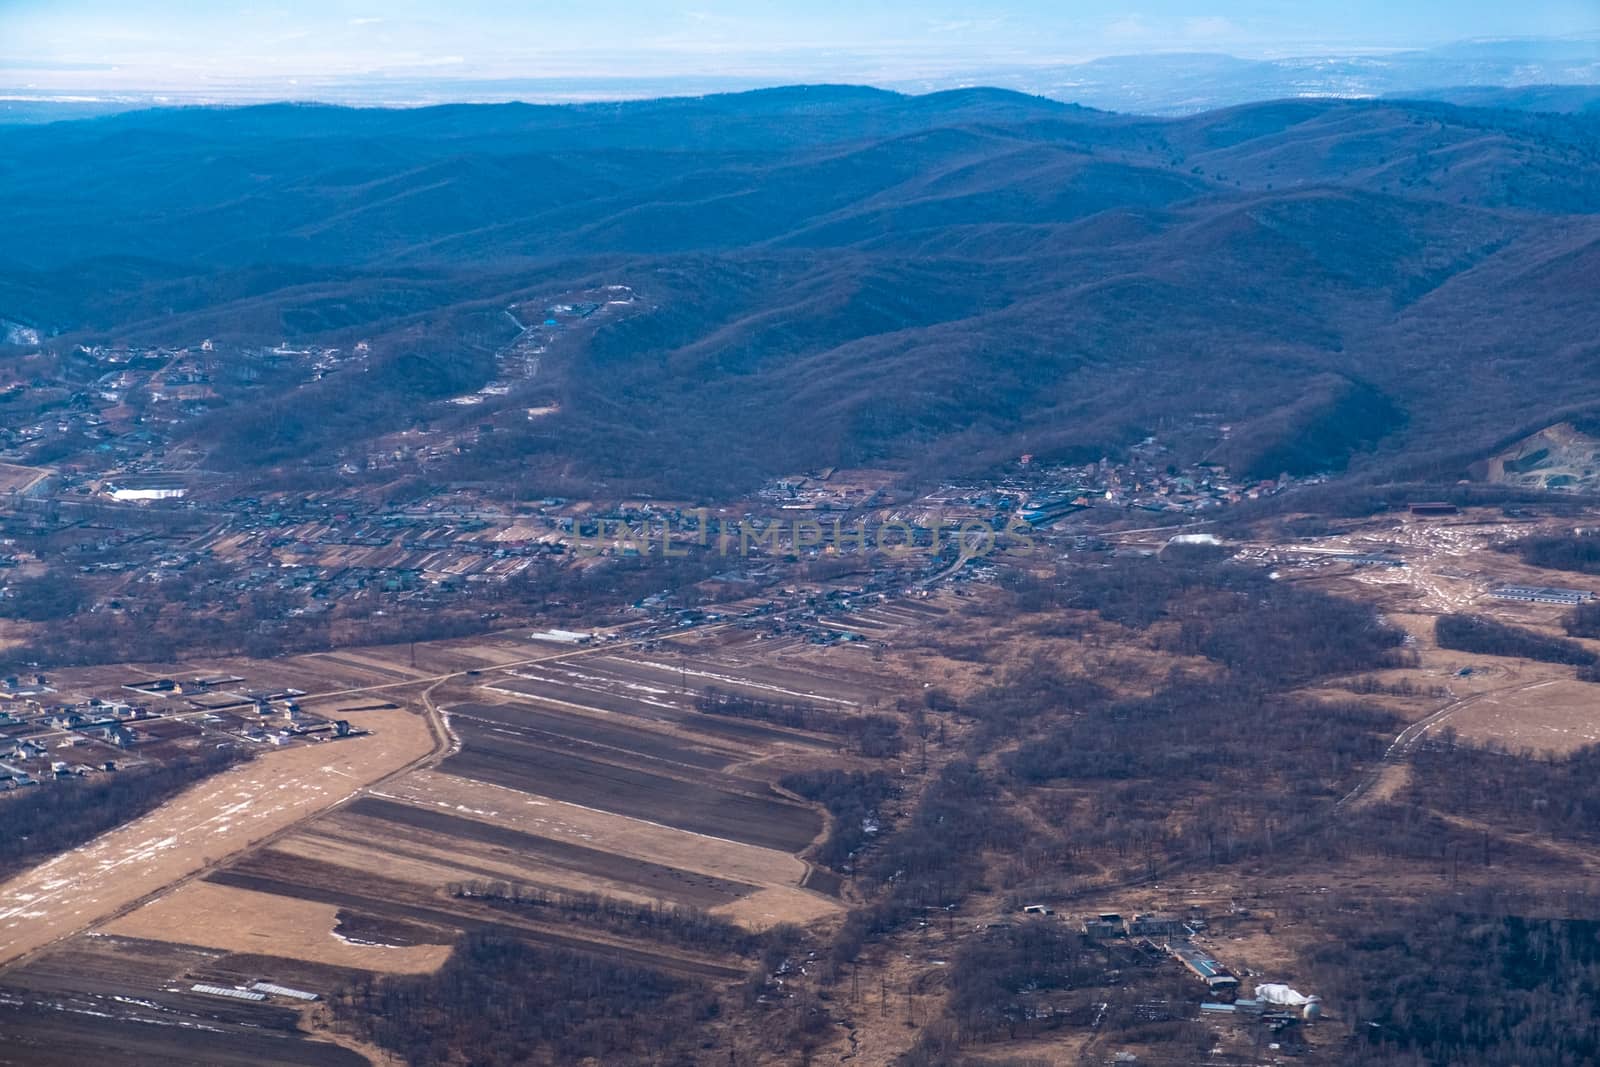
[[4, 1, 1600, 106]]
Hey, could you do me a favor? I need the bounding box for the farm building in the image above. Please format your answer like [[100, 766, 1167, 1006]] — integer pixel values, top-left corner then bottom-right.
[[1170, 943, 1239, 991], [251, 981, 318, 1001], [1083, 913, 1126, 939], [1490, 585, 1595, 605], [531, 628, 594, 644], [191, 984, 266, 1001], [104, 474, 188, 502], [1124, 913, 1187, 938]]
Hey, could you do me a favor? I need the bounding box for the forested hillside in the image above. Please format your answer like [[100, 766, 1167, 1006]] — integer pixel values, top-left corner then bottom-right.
[[4, 88, 1600, 493]]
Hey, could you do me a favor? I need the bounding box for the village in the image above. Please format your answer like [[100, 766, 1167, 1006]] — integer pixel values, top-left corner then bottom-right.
[[0, 297, 1345, 665], [0, 665, 356, 792]]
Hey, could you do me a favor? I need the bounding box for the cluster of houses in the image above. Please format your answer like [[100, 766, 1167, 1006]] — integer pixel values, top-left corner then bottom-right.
[[1079, 912, 1244, 994], [0, 678, 150, 789], [1075, 908, 1327, 1040], [0, 669, 360, 793], [0, 336, 367, 487]]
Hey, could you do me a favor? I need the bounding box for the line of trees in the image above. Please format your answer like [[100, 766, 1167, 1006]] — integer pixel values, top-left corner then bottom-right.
[[1300, 893, 1600, 1066], [1436, 613, 1597, 666], [1503, 531, 1600, 575], [332, 932, 718, 1066], [447, 881, 759, 955], [1564, 600, 1600, 638], [699, 687, 903, 757], [830, 760, 1024, 969]]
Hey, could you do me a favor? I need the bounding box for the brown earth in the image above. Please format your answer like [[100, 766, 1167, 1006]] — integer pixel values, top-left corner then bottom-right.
[[0, 706, 434, 969]]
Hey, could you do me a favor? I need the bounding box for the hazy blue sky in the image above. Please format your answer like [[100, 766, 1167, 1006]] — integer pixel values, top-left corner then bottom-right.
[[5, 1, 1600, 93]]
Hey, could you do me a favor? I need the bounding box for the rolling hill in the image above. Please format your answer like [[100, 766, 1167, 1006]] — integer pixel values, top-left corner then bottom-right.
[[2, 87, 1599, 495]]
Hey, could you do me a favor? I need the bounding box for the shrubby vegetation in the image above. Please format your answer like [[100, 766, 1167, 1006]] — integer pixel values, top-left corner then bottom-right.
[[1007, 680, 1395, 785], [333, 933, 718, 1066], [1053, 555, 1411, 683], [780, 768, 899, 871], [1436, 613, 1597, 666], [446, 882, 760, 955], [895, 924, 1210, 1064], [1503, 531, 1600, 575], [1563, 600, 1600, 639], [1405, 739, 1600, 844], [1302, 894, 1600, 1066], [981, 677, 1400, 883], [830, 760, 1024, 967], [937, 925, 1108, 1043], [0, 571, 85, 622], [701, 688, 903, 757]]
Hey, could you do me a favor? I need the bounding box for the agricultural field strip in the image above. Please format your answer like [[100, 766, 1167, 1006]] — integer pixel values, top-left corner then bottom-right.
[[1, 627, 726, 951], [513, 652, 881, 708], [491, 665, 689, 714], [306, 651, 431, 683], [0, 764, 354, 938], [0, 1009, 366, 1067], [282, 825, 714, 910], [445, 701, 745, 772], [204, 858, 747, 981], [0, 708, 434, 971], [438, 723, 821, 853], [309, 796, 762, 903], [444, 708, 802, 801], [478, 678, 837, 748], [13, 930, 377, 1000], [364, 770, 816, 894], [589, 649, 903, 703], [598, 655, 866, 705]]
